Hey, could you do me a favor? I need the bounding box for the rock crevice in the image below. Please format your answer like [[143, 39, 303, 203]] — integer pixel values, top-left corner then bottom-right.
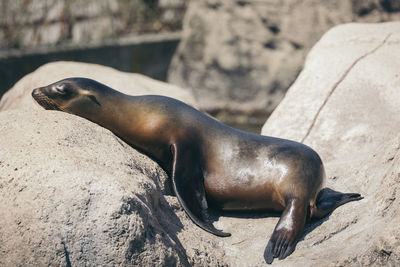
[[301, 31, 393, 143]]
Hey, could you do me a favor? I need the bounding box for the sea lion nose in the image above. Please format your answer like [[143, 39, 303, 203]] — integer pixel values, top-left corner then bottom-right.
[[31, 88, 40, 97]]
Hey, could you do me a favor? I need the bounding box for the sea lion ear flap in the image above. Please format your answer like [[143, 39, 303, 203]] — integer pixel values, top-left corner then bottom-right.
[[170, 143, 231, 237], [80, 90, 101, 106], [87, 95, 101, 106]]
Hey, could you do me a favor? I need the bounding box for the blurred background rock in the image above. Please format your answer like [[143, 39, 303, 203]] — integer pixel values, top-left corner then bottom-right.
[[168, 0, 400, 131], [0, 0, 186, 49], [1, 0, 400, 132]]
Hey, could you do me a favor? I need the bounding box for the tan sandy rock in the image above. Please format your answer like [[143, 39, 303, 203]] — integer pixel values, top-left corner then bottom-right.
[[0, 109, 224, 266], [261, 22, 400, 266]]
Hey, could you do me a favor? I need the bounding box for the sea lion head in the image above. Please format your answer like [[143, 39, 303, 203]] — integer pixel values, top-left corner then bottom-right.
[[32, 77, 104, 116]]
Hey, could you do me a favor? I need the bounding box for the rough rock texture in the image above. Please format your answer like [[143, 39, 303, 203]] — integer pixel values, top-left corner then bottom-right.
[[0, 61, 197, 112], [0, 110, 225, 266], [168, 0, 400, 119], [262, 22, 400, 265]]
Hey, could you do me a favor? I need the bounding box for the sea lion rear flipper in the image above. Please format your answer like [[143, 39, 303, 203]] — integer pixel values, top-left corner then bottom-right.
[[170, 143, 231, 237], [311, 188, 363, 219], [264, 198, 307, 264]]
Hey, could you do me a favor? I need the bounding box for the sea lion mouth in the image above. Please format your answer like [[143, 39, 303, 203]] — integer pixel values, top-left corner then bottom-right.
[[31, 88, 61, 111]]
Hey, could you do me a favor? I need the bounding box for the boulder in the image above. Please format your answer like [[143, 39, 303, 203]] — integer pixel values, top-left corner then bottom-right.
[[262, 22, 400, 265], [0, 61, 197, 112], [0, 109, 225, 266], [168, 0, 400, 120]]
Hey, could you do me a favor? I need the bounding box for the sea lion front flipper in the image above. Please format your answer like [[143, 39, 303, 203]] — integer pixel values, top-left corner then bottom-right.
[[170, 143, 231, 237], [264, 198, 307, 264]]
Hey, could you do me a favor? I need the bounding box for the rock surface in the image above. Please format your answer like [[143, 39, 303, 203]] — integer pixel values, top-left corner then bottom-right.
[[0, 61, 197, 112], [262, 22, 400, 265], [168, 0, 400, 119], [0, 110, 225, 266]]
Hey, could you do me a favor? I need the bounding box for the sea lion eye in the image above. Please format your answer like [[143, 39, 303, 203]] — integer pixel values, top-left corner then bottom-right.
[[52, 84, 66, 95]]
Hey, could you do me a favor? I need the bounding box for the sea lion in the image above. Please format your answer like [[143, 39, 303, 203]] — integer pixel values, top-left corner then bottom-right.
[[32, 78, 362, 264]]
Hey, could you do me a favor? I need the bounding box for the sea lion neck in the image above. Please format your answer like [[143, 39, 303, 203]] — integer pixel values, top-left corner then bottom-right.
[[90, 94, 171, 154], [92, 93, 148, 136]]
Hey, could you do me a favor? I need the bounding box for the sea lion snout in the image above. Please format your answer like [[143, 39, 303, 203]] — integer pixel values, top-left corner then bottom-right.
[[31, 87, 46, 102], [31, 87, 42, 98], [32, 83, 66, 98], [31, 86, 61, 111]]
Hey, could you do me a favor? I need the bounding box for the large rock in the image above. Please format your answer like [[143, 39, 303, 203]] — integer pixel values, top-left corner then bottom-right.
[[0, 61, 197, 112], [0, 109, 225, 266], [168, 0, 400, 120], [262, 22, 400, 265]]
